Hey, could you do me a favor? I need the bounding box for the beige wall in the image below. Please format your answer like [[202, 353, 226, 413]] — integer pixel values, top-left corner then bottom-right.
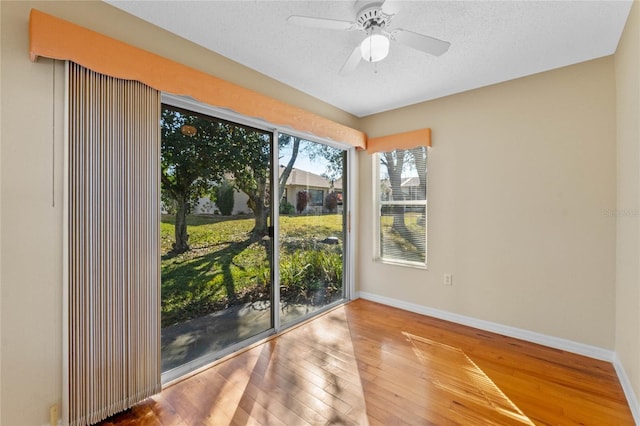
[[0, 1, 358, 424], [358, 57, 617, 349], [0, 0, 3, 421], [1, 3, 66, 424], [615, 1, 640, 407]]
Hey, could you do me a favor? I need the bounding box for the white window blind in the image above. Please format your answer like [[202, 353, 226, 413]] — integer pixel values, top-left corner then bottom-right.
[[376, 147, 428, 267]]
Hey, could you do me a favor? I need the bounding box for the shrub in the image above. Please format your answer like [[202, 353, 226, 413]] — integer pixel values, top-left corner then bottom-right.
[[215, 181, 235, 215], [325, 191, 339, 213], [279, 249, 343, 305], [296, 191, 309, 213], [280, 200, 295, 214]]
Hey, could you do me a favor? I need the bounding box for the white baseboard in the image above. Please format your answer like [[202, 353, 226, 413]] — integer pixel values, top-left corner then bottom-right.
[[356, 291, 614, 361], [356, 291, 640, 423], [613, 353, 640, 425]]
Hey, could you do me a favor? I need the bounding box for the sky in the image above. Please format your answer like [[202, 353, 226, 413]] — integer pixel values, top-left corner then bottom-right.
[[278, 138, 340, 177]]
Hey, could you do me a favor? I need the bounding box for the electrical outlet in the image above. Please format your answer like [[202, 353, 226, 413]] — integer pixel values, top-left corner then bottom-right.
[[50, 403, 59, 426], [444, 273, 453, 286]]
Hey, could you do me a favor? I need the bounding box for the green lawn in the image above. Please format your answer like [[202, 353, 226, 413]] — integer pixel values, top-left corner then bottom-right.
[[161, 214, 343, 328]]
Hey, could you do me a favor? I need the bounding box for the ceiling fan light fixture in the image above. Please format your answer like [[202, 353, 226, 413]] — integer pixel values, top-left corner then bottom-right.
[[360, 33, 389, 63]]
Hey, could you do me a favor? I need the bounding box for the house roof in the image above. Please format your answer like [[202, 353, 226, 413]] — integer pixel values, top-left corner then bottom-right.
[[279, 165, 342, 190], [401, 177, 420, 188]]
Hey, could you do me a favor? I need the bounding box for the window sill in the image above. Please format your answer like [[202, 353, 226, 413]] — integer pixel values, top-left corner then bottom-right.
[[375, 257, 428, 270]]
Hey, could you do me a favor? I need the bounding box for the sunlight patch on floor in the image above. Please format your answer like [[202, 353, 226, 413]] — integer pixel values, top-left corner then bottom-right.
[[167, 306, 370, 425], [403, 331, 536, 426]]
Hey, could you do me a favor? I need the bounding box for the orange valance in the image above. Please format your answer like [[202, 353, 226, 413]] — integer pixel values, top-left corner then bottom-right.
[[28, 9, 366, 149], [366, 128, 431, 153]]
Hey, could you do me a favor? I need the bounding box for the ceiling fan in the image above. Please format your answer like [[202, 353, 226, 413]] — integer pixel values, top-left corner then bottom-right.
[[287, 0, 450, 75]]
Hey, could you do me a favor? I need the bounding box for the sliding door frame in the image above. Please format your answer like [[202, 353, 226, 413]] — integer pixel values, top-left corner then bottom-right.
[[160, 94, 356, 382]]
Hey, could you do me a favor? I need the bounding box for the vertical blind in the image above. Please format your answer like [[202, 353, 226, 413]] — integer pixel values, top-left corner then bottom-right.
[[68, 62, 161, 425]]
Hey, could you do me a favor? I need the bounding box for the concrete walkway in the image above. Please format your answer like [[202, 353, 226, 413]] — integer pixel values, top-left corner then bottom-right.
[[161, 302, 325, 372]]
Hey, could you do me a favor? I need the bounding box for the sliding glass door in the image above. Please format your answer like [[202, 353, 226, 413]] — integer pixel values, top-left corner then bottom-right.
[[159, 98, 350, 381], [160, 104, 274, 377], [278, 134, 347, 326]]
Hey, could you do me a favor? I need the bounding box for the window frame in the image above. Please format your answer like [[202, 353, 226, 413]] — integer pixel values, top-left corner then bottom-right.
[[373, 150, 428, 269]]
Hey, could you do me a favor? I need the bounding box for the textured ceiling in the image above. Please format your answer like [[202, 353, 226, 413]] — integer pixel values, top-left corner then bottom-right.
[[106, 1, 632, 117]]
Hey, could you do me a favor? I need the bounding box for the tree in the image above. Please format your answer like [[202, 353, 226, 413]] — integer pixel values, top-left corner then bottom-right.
[[380, 148, 427, 249], [306, 142, 344, 182], [409, 146, 427, 226], [278, 134, 300, 204], [381, 149, 408, 233], [163, 107, 276, 241], [233, 134, 343, 233], [409, 146, 427, 199], [162, 107, 309, 243], [215, 132, 307, 236], [219, 126, 272, 235], [161, 107, 227, 253]]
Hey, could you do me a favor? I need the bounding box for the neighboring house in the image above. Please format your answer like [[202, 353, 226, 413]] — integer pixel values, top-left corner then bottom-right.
[[281, 166, 343, 214], [190, 165, 342, 215], [400, 177, 423, 200], [191, 188, 250, 215], [380, 176, 423, 201]]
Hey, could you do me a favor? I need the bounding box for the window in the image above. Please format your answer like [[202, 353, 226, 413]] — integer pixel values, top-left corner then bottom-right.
[[308, 188, 324, 206], [375, 147, 428, 267]]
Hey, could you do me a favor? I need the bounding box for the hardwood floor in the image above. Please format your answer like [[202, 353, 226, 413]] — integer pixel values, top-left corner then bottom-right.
[[100, 299, 634, 425]]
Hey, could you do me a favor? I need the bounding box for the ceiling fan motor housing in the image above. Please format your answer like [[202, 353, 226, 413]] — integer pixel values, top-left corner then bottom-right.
[[356, 3, 392, 31]]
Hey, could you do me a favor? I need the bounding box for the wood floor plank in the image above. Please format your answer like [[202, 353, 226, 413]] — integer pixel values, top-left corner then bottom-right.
[[99, 299, 634, 426]]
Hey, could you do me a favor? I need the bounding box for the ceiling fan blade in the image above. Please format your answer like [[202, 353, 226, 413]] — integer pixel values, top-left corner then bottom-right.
[[391, 28, 450, 56], [380, 0, 401, 16], [287, 15, 356, 31], [339, 45, 362, 75]]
